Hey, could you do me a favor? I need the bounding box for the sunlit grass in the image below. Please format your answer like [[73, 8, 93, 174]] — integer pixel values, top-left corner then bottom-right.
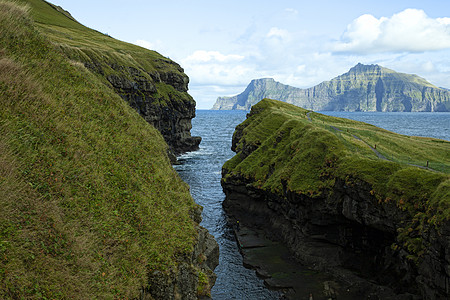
[[0, 1, 200, 298], [223, 99, 450, 259]]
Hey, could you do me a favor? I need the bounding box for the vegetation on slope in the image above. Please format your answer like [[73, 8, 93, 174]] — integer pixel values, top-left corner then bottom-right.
[[0, 1, 200, 298], [20, 0, 190, 104], [17, 0, 201, 157], [224, 99, 449, 257]]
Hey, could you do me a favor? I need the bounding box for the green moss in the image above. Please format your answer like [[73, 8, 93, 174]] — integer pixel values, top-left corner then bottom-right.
[[196, 271, 210, 297], [0, 1, 198, 298]]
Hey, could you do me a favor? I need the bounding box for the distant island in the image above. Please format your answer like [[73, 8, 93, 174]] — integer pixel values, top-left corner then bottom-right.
[[212, 63, 450, 112]]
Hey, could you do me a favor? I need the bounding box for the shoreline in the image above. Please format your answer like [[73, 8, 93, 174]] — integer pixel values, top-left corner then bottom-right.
[[231, 222, 363, 300]]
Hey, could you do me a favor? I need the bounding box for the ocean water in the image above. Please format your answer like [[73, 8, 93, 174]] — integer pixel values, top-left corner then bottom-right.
[[174, 110, 281, 299], [174, 110, 449, 299], [322, 111, 450, 141]]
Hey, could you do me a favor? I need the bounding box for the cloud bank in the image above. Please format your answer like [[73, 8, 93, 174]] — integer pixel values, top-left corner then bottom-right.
[[334, 9, 450, 53]]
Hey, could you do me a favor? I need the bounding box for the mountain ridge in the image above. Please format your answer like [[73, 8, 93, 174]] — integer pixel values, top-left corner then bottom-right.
[[212, 63, 450, 112]]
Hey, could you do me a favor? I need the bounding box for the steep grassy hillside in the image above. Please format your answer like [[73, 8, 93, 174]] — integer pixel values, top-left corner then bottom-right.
[[224, 98, 449, 247], [0, 1, 213, 298], [18, 0, 201, 155]]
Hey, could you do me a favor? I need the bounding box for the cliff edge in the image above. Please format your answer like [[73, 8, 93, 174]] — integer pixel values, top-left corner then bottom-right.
[[222, 99, 449, 299], [29, 0, 201, 155]]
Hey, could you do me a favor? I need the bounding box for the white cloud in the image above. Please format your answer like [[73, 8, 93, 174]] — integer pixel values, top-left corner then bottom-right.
[[184, 50, 244, 63], [296, 65, 306, 72], [266, 27, 290, 40], [181, 51, 253, 89], [334, 9, 450, 53], [422, 61, 436, 73]]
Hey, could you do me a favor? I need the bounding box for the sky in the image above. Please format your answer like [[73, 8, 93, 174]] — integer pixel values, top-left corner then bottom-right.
[[48, 0, 450, 109]]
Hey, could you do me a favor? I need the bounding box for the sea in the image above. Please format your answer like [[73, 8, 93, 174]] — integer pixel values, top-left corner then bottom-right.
[[174, 110, 450, 300]]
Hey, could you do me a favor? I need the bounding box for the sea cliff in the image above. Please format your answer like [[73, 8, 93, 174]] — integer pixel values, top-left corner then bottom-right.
[[31, 0, 201, 156], [222, 99, 450, 298], [0, 1, 217, 298], [213, 64, 450, 112]]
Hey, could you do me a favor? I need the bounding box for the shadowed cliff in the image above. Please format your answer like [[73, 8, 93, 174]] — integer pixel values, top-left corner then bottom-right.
[[26, 0, 201, 155]]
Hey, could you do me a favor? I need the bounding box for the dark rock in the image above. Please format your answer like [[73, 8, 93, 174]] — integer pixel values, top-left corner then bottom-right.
[[100, 63, 201, 156], [222, 171, 449, 299], [80, 54, 200, 156], [220, 107, 449, 298]]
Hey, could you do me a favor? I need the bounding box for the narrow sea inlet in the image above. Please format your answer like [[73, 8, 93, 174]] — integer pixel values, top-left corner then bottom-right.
[[175, 110, 450, 299], [175, 110, 282, 299]]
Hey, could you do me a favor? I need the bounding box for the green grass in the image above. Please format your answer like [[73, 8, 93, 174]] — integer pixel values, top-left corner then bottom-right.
[[16, 0, 194, 109], [0, 1, 201, 298], [224, 99, 449, 258]]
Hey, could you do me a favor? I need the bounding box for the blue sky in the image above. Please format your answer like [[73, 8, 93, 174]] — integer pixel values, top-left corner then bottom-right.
[[49, 0, 450, 109]]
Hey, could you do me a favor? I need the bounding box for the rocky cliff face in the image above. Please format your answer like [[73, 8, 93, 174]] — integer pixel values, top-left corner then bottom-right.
[[212, 64, 450, 112], [212, 78, 291, 110], [0, 1, 216, 298], [223, 176, 449, 299], [221, 99, 450, 299], [85, 58, 201, 156], [42, 1, 201, 157]]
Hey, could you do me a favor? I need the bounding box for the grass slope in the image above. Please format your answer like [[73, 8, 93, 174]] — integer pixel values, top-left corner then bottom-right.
[[224, 99, 449, 257], [0, 1, 199, 298], [20, 0, 193, 108]]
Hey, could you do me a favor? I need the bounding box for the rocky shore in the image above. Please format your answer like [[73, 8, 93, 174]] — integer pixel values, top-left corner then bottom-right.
[[230, 222, 367, 299], [223, 176, 449, 299]]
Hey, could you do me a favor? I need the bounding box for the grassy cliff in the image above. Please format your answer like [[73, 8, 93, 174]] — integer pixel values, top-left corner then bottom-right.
[[224, 98, 449, 252], [19, 0, 200, 155], [0, 1, 209, 298]]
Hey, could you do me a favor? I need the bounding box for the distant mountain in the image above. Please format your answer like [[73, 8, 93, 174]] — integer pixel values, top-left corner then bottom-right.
[[212, 63, 450, 112]]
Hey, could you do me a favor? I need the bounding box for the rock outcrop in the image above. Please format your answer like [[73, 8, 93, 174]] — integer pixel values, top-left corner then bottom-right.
[[212, 64, 450, 112], [85, 56, 201, 156], [221, 99, 450, 299], [44, 3, 201, 157]]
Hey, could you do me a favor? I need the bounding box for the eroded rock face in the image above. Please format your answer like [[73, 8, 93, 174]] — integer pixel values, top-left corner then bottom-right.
[[222, 174, 449, 299], [221, 102, 449, 299], [82, 60, 201, 156], [105, 63, 201, 156]]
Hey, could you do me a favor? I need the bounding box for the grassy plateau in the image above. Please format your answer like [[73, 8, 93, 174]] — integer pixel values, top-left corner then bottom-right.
[[224, 99, 449, 259]]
